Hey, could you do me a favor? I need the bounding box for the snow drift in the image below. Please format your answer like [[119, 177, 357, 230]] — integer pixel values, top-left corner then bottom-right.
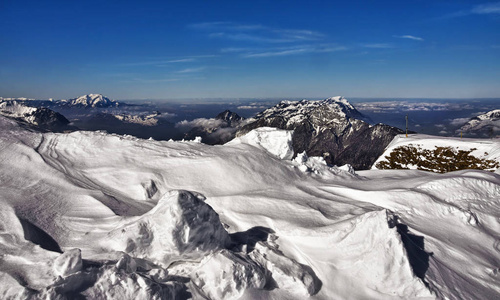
[[0, 115, 499, 299]]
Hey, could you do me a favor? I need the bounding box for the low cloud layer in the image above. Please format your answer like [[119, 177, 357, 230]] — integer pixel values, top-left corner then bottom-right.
[[355, 101, 474, 113], [449, 117, 471, 126], [175, 118, 225, 132]]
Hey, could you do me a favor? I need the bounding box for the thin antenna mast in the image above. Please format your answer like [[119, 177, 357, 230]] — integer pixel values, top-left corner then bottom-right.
[[405, 114, 408, 137]]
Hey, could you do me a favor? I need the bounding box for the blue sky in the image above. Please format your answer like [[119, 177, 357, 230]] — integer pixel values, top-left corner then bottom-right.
[[1, 0, 499, 100]]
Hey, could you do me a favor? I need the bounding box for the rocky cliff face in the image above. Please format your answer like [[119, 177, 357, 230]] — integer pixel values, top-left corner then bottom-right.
[[236, 97, 403, 170], [216, 110, 243, 125]]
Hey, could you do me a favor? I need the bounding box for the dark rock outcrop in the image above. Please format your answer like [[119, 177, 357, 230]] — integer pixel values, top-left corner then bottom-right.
[[0, 101, 72, 132], [236, 97, 403, 170]]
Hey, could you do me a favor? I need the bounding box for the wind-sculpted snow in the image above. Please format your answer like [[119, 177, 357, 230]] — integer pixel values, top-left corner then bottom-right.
[[104, 190, 231, 266], [227, 127, 294, 159], [1, 115, 500, 299]]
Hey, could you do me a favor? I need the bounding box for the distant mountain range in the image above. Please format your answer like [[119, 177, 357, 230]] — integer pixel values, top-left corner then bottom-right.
[[0, 94, 406, 169], [0, 94, 121, 109], [459, 109, 500, 137]]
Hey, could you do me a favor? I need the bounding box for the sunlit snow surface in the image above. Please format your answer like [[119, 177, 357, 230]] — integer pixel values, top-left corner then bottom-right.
[[1, 116, 499, 299], [373, 134, 500, 171]]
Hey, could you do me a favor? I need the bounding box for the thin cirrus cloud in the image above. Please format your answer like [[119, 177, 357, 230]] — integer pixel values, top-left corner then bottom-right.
[[118, 55, 218, 67], [176, 67, 206, 73], [242, 45, 347, 58], [441, 2, 500, 18], [190, 22, 325, 43], [119, 58, 195, 67], [394, 35, 424, 41], [362, 43, 394, 49], [471, 2, 500, 14], [129, 78, 180, 83], [208, 32, 293, 43]]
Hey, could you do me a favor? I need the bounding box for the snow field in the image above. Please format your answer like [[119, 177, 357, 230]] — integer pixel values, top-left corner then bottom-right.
[[0, 118, 499, 299]]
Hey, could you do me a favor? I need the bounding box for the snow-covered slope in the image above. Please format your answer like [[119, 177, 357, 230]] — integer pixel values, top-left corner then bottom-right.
[[227, 127, 294, 159], [373, 134, 500, 172], [459, 109, 500, 137], [1, 115, 500, 299]]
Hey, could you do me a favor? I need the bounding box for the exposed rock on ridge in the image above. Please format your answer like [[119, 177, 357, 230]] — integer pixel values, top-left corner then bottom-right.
[[0, 100, 71, 131], [237, 96, 403, 169]]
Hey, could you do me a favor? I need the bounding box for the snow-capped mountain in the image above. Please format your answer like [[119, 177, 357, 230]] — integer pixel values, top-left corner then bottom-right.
[[0, 100, 71, 131], [251, 96, 370, 125], [62, 94, 119, 108], [459, 109, 500, 137], [237, 96, 402, 169]]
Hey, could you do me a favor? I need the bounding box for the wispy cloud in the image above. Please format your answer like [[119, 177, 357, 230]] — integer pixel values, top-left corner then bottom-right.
[[118, 55, 218, 68], [119, 58, 195, 67], [220, 47, 251, 53], [236, 45, 347, 58], [176, 67, 206, 73], [471, 2, 500, 14], [189, 22, 325, 43], [394, 35, 424, 41], [440, 2, 500, 19], [273, 29, 325, 41], [130, 78, 180, 83], [166, 58, 196, 63], [209, 32, 293, 43], [362, 43, 393, 49], [188, 22, 264, 31], [244, 48, 309, 58]]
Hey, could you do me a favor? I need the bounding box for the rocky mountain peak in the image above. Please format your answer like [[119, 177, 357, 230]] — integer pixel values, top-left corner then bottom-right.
[[66, 94, 118, 108], [216, 110, 243, 124], [237, 97, 402, 169]]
